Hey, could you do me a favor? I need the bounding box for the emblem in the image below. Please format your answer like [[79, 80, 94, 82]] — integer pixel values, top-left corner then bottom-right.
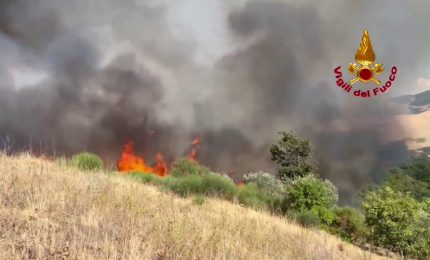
[[347, 30, 384, 85], [333, 30, 398, 98]]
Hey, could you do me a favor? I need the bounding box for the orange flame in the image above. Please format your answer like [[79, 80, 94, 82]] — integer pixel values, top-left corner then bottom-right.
[[236, 181, 245, 188], [188, 137, 201, 161], [117, 141, 168, 177]]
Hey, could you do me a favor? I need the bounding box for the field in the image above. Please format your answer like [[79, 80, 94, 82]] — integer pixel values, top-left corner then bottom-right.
[[0, 154, 387, 259]]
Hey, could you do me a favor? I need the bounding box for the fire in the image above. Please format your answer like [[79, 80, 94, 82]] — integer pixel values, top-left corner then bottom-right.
[[118, 137, 201, 176], [188, 137, 201, 161], [117, 141, 168, 176], [236, 181, 245, 189]]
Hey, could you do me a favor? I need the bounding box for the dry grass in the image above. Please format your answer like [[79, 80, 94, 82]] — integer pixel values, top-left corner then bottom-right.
[[0, 154, 387, 260]]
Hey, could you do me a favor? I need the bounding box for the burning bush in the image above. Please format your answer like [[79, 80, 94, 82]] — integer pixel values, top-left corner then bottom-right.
[[71, 152, 103, 171], [117, 141, 167, 177]]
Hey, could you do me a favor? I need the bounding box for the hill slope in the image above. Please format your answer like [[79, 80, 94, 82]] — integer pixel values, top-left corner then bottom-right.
[[0, 154, 385, 259]]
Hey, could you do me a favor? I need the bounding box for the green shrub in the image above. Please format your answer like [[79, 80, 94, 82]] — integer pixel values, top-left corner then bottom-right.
[[310, 206, 336, 226], [170, 158, 211, 177], [237, 183, 282, 211], [362, 186, 429, 256], [330, 207, 366, 243], [71, 152, 103, 171], [287, 210, 321, 228], [243, 172, 284, 196], [166, 172, 237, 200], [283, 175, 338, 213]]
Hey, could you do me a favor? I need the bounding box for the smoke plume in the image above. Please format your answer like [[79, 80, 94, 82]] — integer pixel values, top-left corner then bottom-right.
[[1, 0, 430, 204]]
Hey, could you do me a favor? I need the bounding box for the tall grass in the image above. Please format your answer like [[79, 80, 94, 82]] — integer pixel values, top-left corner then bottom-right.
[[0, 153, 383, 259]]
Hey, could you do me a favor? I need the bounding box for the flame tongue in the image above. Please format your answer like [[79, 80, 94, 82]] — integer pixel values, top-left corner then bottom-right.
[[117, 141, 168, 176], [355, 30, 376, 66], [153, 152, 168, 177], [188, 138, 201, 161]]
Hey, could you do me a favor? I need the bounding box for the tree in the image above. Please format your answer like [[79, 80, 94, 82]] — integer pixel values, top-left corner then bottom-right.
[[270, 131, 313, 181], [362, 187, 429, 256], [384, 156, 430, 201], [385, 169, 430, 201], [398, 156, 430, 183]]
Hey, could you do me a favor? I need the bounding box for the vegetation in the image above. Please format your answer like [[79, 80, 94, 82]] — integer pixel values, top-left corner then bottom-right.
[[384, 156, 430, 201], [70, 152, 103, 171], [270, 131, 313, 181], [8, 132, 430, 258], [362, 186, 429, 256], [286, 210, 321, 228], [0, 154, 380, 259], [243, 171, 284, 196], [100, 132, 430, 258], [166, 173, 237, 200], [169, 158, 211, 177], [330, 207, 366, 243], [283, 175, 338, 211], [192, 194, 206, 205], [237, 183, 282, 212]]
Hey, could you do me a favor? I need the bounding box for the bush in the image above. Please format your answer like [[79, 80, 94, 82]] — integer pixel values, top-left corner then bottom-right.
[[166, 172, 237, 200], [283, 175, 338, 213], [287, 210, 321, 228], [170, 158, 211, 177], [270, 131, 313, 181], [71, 152, 103, 171], [243, 172, 284, 196], [330, 207, 366, 243], [310, 206, 336, 226], [362, 186, 429, 256], [237, 183, 282, 212]]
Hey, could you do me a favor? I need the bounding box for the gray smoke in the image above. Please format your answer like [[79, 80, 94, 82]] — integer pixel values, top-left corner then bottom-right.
[[1, 0, 429, 204]]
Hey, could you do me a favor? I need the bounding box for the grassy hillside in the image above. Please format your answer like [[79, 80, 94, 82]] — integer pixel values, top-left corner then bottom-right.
[[0, 154, 386, 259]]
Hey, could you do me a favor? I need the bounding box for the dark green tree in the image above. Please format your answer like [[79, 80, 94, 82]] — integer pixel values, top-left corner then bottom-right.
[[399, 156, 430, 183], [270, 131, 313, 181]]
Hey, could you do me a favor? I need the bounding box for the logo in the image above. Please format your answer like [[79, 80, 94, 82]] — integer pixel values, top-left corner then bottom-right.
[[334, 30, 398, 98]]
